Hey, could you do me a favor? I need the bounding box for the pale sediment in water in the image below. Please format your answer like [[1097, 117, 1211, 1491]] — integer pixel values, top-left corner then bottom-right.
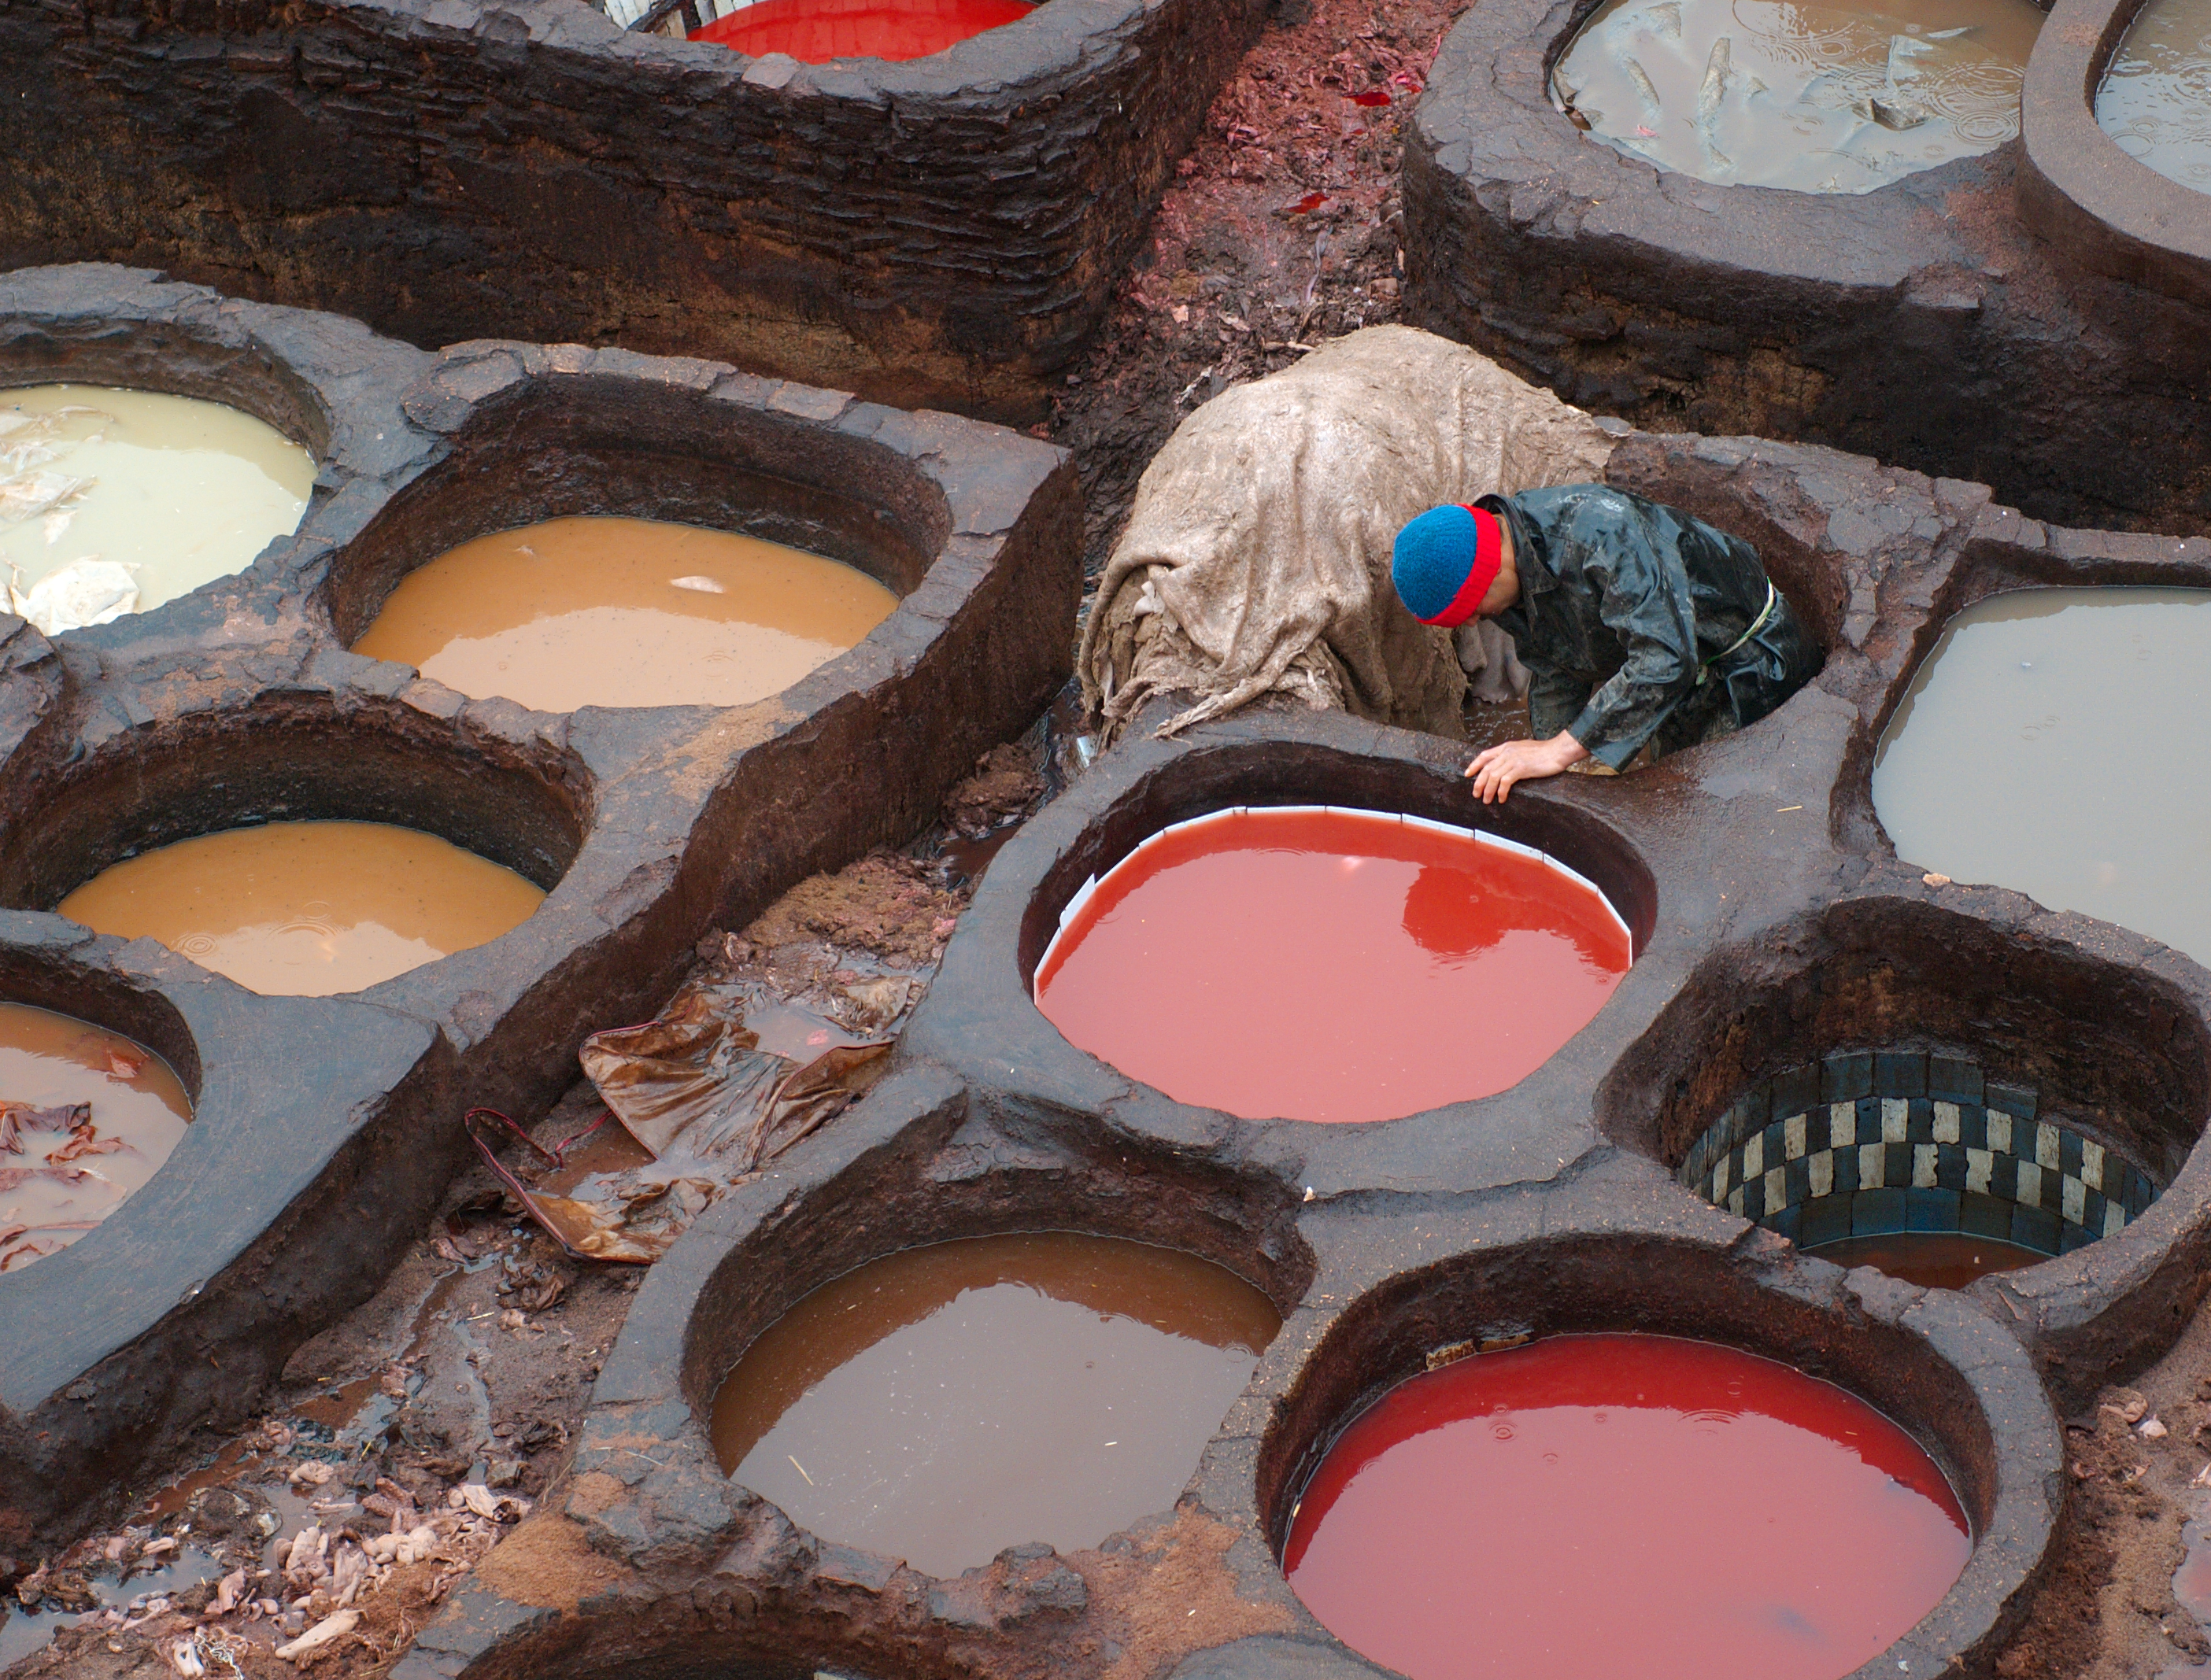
[[2097, 0, 2211, 194], [709, 1231, 1281, 1576], [1873, 586, 2211, 966], [351, 516, 900, 713], [0, 385, 314, 633], [0, 1002, 191, 1272], [1551, 0, 2043, 192], [56, 820, 546, 996]]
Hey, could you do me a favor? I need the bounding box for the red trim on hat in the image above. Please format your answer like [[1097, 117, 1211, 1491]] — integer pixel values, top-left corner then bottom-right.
[[1421, 505, 1503, 629]]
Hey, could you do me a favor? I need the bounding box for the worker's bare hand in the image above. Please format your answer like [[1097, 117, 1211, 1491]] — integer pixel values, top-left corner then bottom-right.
[[1463, 731, 1591, 803]]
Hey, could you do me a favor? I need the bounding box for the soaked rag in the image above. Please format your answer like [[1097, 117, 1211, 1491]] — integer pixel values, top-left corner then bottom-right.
[[1078, 326, 1618, 743]]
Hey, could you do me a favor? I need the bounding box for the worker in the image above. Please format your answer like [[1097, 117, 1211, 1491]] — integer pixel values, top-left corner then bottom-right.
[[1391, 486, 1822, 802]]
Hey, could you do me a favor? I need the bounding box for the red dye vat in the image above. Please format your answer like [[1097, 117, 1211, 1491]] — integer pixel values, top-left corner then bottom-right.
[[1032, 807, 1631, 1124], [1284, 1333, 1973, 1680], [691, 0, 1030, 61]]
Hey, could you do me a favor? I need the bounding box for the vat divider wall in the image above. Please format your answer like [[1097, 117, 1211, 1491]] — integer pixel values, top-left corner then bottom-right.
[[0, 265, 1079, 1544]]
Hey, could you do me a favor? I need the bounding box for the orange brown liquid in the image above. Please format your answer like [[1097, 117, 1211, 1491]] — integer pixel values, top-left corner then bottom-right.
[[351, 516, 900, 713], [709, 1231, 1281, 1576], [0, 1002, 191, 1272], [57, 820, 545, 996], [1033, 808, 1632, 1124], [1800, 1231, 2043, 1290]]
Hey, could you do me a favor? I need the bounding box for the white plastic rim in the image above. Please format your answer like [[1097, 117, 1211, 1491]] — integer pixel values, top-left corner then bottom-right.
[[1033, 803, 1634, 996]]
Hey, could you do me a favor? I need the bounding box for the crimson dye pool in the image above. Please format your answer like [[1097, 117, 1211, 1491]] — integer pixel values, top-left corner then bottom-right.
[[1032, 807, 1632, 1124], [1283, 1334, 1971, 1680], [690, 0, 1032, 61]]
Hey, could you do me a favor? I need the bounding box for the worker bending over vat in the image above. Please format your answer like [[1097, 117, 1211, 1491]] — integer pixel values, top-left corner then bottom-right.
[[1391, 490, 1821, 802], [1078, 325, 1820, 801]]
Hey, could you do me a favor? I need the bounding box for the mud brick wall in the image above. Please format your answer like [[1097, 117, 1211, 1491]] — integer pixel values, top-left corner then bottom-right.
[[0, 0, 1267, 420]]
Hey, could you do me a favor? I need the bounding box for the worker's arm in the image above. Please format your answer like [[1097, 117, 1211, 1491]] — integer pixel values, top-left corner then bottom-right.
[[1558, 501, 1700, 770]]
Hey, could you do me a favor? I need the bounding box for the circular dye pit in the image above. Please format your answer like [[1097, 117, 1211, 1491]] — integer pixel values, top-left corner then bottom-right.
[[1873, 587, 2211, 967], [709, 1231, 1281, 1576], [1032, 807, 1632, 1124], [2098, 0, 2211, 194], [0, 1002, 190, 1272], [0, 385, 314, 634], [57, 820, 546, 996], [1284, 1333, 1971, 1680], [350, 516, 900, 713], [1551, 0, 2043, 193], [689, 0, 1033, 61]]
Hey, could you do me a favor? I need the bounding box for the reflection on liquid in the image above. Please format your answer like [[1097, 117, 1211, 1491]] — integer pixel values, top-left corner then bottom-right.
[[2098, 0, 2211, 194], [1033, 809, 1632, 1124], [0, 385, 314, 633], [353, 516, 898, 714], [57, 820, 546, 995], [0, 1002, 191, 1272], [710, 1231, 1280, 1576], [1284, 1334, 1972, 1680], [1552, 0, 2044, 193], [1872, 587, 2211, 968]]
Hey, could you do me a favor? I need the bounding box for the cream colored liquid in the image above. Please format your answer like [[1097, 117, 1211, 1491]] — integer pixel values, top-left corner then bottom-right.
[[57, 821, 546, 996], [0, 385, 315, 631], [0, 1002, 191, 1272], [351, 516, 900, 712], [2098, 0, 2211, 194], [1873, 587, 2211, 967], [1553, 0, 2044, 193]]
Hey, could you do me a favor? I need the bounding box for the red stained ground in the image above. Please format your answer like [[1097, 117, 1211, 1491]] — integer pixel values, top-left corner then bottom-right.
[[1285, 1333, 1973, 1680], [1032, 808, 1629, 1123], [691, 0, 1030, 61]]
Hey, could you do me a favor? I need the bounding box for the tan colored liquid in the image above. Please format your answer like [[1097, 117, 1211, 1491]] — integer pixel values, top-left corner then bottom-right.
[[351, 516, 900, 713], [57, 820, 546, 997], [1873, 587, 2211, 967], [709, 1231, 1281, 1576], [0, 1002, 191, 1272], [0, 385, 315, 629], [2098, 0, 2211, 194], [1553, 0, 2043, 194]]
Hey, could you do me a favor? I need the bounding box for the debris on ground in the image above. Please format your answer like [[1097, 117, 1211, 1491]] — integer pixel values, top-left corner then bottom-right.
[[1048, 0, 1474, 578], [477, 982, 893, 1265]]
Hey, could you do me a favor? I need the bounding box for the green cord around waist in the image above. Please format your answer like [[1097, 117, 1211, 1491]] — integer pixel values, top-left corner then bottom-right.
[[1696, 580, 1778, 687]]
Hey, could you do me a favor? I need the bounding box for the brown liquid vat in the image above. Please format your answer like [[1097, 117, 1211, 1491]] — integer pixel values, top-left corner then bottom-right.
[[708, 1231, 1281, 1576], [350, 518, 900, 714], [0, 1000, 194, 1271], [57, 820, 549, 998], [0, 706, 587, 943], [323, 372, 948, 715]]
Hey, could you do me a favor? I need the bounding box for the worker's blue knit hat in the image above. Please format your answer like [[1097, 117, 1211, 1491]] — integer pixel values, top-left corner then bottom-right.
[[1392, 504, 1503, 629]]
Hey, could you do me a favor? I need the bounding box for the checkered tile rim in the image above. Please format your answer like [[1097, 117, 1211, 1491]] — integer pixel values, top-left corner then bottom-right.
[[1677, 1049, 2161, 1259]]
